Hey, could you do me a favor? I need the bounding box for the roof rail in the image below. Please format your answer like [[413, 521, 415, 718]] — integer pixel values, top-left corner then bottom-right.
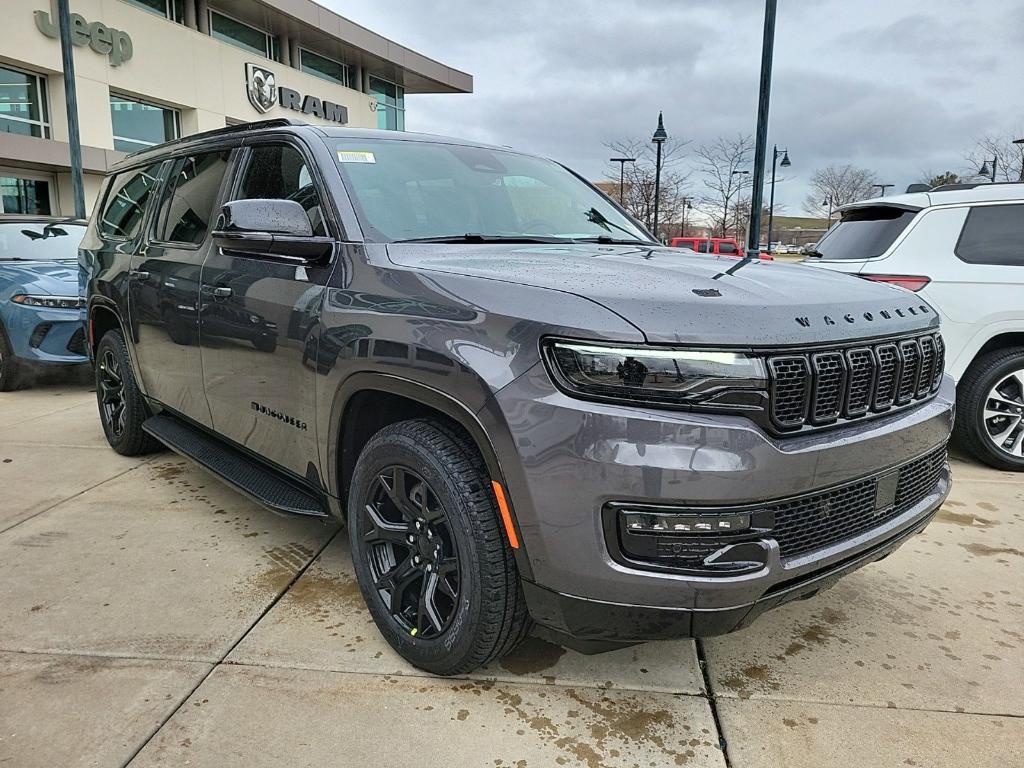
[[123, 118, 308, 159], [930, 180, 1024, 192]]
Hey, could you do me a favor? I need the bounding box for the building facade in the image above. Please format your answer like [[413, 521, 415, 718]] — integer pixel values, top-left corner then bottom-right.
[[0, 0, 472, 215]]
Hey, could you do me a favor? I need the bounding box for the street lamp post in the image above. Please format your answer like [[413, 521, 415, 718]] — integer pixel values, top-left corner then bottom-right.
[[823, 195, 834, 224], [679, 197, 693, 237], [744, 0, 779, 261], [651, 112, 668, 240], [872, 183, 895, 197], [732, 169, 750, 239], [57, 0, 86, 218], [610, 156, 636, 206], [766, 145, 790, 251], [1014, 139, 1024, 182], [979, 157, 998, 183]]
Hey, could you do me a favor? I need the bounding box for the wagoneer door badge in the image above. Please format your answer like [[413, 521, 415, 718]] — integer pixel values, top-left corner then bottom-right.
[[245, 63, 349, 124], [251, 401, 308, 431]]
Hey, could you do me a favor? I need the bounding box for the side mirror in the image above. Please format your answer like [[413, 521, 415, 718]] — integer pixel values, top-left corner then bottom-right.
[[212, 199, 332, 262]]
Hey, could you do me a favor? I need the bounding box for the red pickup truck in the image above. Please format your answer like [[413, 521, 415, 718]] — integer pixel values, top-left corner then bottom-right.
[[669, 237, 773, 260]]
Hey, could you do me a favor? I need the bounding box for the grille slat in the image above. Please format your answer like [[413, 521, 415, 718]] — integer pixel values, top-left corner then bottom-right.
[[769, 333, 942, 432]]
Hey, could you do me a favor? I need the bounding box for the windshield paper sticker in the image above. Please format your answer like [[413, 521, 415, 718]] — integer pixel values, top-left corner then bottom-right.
[[337, 150, 376, 164]]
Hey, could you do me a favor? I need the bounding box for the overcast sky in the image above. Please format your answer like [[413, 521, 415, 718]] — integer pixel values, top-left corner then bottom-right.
[[325, 0, 1022, 217]]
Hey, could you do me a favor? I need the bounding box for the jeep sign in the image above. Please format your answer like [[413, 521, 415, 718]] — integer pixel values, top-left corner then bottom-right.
[[34, 10, 133, 67], [245, 63, 348, 124]]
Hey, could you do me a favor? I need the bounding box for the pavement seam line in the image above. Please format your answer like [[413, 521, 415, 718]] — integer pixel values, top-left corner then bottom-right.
[[696, 637, 734, 768], [0, 458, 156, 536], [118, 524, 343, 768], [0, 400, 93, 429], [707, 690, 1024, 720]]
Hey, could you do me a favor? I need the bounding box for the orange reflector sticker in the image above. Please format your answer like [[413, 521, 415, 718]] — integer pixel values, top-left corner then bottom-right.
[[491, 480, 519, 549]]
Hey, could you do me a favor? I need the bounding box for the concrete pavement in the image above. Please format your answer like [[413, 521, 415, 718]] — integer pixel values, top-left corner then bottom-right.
[[0, 383, 1021, 767]]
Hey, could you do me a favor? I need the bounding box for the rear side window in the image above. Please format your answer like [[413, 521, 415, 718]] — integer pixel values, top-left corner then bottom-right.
[[99, 163, 163, 240], [154, 150, 231, 245], [697, 240, 711, 253], [718, 242, 737, 254], [812, 206, 918, 260], [955, 204, 1024, 266]]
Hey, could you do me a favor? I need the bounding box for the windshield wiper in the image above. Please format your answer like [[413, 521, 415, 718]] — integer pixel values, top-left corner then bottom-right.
[[574, 235, 652, 246], [393, 233, 571, 244]]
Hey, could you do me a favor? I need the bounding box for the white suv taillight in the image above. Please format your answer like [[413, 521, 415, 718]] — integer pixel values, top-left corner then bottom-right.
[[861, 274, 931, 292]]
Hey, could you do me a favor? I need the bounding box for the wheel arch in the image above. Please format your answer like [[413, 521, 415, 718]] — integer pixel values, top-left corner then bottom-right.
[[957, 331, 1024, 381], [326, 372, 532, 579], [87, 300, 129, 362]]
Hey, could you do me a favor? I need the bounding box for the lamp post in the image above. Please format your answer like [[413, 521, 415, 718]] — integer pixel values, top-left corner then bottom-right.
[[872, 183, 895, 197], [679, 197, 693, 237], [823, 195, 834, 224], [57, 0, 85, 218], [979, 157, 998, 183], [610, 156, 636, 206], [732, 169, 750, 239], [651, 112, 668, 240], [744, 0, 779, 262], [1014, 139, 1024, 182], [766, 145, 790, 251]]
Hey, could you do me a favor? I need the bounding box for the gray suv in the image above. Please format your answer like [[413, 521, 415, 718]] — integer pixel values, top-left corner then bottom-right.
[[82, 119, 954, 675]]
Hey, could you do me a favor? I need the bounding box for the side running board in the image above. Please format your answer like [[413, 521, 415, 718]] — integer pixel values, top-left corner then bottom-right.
[[142, 413, 329, 519]]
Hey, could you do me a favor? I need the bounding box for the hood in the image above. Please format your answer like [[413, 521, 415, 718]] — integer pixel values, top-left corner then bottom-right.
[[387, 244, 939, 346], [0, 261, 80, 298]]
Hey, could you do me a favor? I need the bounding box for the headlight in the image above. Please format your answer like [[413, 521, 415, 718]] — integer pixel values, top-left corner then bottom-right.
[[542, 339, 767, 409], [11, 294, 84, 310]]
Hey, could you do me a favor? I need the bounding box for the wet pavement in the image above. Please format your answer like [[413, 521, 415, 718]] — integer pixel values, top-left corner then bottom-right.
[[1, 384, 1021, 767]]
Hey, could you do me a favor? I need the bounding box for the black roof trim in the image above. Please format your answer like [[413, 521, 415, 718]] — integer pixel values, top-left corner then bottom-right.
[[116, 118, 309, 166]]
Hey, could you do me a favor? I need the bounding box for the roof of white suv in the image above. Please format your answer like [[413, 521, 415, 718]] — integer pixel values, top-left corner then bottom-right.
[[840, 182, 1024, 213]]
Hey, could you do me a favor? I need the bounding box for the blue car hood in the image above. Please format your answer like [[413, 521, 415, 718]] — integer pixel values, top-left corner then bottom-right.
[[0, 260, 79, 297]]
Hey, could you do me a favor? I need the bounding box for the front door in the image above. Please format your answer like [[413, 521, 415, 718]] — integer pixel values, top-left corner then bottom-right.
[[199, 141, 335, 479], [129, 149, 233, 426]]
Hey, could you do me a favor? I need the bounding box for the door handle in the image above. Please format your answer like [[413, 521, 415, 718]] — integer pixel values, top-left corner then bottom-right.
[[129, 270, 150, 281], [212, 286, 233, 298]]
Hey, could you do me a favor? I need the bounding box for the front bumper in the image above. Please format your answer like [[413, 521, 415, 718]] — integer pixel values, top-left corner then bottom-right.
[[3, 302, 88, 366], [491, 364, 955, 642]]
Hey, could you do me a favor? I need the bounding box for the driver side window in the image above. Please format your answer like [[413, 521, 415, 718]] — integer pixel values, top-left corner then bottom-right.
[[234, 144, 327, 236]]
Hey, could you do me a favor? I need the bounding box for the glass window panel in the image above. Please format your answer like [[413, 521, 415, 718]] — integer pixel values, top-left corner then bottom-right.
[[125, 0, 171, 18], [210, 11, 270, 57], [0, 65, 48, 138], [110, 95, 179, 152], [0, 177, 51, 215], [156, 151, 231, 244], [955, 204, 1024, 266], [300, 50, 349, 87], [235, 144, 325, 236], [99, 164, 163, 240]]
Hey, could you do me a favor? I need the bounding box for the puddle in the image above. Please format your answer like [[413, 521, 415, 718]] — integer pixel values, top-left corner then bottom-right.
[[499, 636, 567, 675]]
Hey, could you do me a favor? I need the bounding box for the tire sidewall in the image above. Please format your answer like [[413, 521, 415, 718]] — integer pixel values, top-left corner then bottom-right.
[[94, 331, 147, 453], [348, 433, 485, 672]]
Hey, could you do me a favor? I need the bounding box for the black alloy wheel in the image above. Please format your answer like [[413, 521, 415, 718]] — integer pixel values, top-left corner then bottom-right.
[[362, 466, 461, 638], [98, 346, 127, 438]]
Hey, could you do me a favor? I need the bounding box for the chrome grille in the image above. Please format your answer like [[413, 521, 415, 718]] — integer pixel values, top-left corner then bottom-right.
[[768, 332, 943, 432]]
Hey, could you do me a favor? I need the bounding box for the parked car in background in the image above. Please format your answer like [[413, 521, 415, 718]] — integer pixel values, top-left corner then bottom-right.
[[669, 237, 772, 260], [0, 215, 88, 390], [82, 120, 953, 675], [804, 182, 1024, 470]]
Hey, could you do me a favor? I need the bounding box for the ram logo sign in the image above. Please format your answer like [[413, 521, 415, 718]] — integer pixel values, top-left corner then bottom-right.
[[244, 64, 349, 124]]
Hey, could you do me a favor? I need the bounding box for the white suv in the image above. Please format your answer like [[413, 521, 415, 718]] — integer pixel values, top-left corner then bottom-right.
[[805, 182, 1024, 471]]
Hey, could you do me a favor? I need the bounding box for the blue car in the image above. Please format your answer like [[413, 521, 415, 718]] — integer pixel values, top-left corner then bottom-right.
[[0, 215, 89, 390]]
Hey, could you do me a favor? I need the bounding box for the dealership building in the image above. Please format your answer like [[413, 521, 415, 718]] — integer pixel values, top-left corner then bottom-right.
[[0, 0, 472, 216]]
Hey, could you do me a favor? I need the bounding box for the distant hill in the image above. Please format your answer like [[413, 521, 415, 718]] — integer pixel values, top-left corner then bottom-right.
[[773, 215, 830, 230]]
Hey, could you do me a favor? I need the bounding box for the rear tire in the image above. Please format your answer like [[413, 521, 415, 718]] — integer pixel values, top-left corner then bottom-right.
[[348, 419, 530, 675], [954, 347, 1024, 471], [95, 330, 161, 456], [0, 325, 25, 392]]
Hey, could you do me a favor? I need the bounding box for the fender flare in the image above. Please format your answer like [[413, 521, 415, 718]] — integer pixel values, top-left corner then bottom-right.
[[325, 371, 533, 579]]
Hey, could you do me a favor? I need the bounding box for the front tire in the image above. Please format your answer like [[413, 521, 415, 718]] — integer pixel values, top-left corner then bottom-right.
[[348, 419, 530, 675], [94, 330, 161, 456], [954, 347, 1024, 471]]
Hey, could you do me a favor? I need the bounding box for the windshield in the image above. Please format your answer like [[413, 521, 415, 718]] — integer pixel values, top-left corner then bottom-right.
[[810, 206, 918, 260], [330, 139, 652, 243], [0, 222, 85, 261]]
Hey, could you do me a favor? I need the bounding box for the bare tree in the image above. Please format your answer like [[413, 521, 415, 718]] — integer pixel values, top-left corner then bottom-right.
[[694, 134, 754, 238], [802, 164, 877, 216], [964, 131, 1024, 182], [603, 138, 691, 239]]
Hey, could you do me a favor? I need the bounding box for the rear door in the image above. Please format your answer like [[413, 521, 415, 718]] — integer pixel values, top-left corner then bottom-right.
[[129, 148, 234, 426], [199, 139, 337, 478]]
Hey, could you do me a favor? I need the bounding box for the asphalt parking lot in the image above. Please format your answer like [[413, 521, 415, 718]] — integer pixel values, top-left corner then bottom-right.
[[1, 384, 1021, 768]]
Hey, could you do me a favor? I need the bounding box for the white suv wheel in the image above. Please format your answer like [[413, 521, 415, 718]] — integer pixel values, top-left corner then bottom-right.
[[984, 369, 1024, 458]]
